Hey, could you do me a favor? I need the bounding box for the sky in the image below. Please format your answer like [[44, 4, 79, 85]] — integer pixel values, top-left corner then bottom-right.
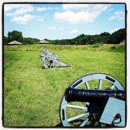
[[3, 3, 126, 40]]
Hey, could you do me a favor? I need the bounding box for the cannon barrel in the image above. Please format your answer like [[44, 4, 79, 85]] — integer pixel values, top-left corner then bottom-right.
[[65, 87, 125, 102]]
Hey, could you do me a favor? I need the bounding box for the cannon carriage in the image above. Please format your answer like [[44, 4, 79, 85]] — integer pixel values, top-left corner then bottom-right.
[[40, 49, 71, 69], [59, 73, 126, 127]]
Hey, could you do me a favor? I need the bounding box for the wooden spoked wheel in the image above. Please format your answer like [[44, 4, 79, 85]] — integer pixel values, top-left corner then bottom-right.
[[59, 73, 124, 127], [40, 51, 60, 68]]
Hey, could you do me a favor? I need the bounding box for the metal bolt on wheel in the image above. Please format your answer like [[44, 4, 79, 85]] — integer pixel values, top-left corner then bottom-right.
[[59, 73, 124, 127]]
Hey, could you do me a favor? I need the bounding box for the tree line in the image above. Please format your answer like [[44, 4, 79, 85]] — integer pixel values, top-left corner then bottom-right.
[[4, 28, 125, 45], [4, 30, 39, 45], [50, 28, 125, 45]]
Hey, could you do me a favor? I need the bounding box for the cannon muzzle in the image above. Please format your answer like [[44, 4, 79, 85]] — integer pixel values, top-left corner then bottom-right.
[[65, 87, 125, 102]]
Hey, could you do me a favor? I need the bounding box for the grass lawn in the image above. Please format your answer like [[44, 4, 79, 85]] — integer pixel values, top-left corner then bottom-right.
[[3, 45, 126, 127]]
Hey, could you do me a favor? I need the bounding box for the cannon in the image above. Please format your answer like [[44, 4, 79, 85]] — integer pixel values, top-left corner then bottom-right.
[[65, 87, 125, 102], [40, 49, 71, 69], [59, 73, 126, 127]]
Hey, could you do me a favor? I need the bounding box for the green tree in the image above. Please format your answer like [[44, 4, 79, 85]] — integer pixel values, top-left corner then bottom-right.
[[4, 36, 8, 45], [23, 37, 39, 44], [107, 28, 125, 44], [7, 30, 23, 42], [100, 32, 110, 36]]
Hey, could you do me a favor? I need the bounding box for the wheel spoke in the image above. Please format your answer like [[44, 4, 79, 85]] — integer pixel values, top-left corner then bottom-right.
[[85, 81, 90, 89], [80, 117, 89, 127], [68, 113, 89, 123], [67, 104, 87, 111], [98, 79, 102, 89], [60, 73, 124, 127], [110, 84, 115, 89]]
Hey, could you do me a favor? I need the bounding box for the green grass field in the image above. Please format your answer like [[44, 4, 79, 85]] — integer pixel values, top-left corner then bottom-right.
[[3, 44, 126, 127]]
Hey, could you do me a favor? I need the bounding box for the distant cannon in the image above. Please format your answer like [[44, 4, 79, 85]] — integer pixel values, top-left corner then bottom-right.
[[40, 49, 71, 69], [59, 73, 125, 127]]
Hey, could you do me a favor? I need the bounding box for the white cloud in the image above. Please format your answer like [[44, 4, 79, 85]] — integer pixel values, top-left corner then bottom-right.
[[54, 4, 110, 24], [37, 7, 46, 12], [108, 8, 113, 12], [48, 26, 56, 30], [110, 28, 119, 34], [70, 29, 78, 33], [108, 11, 125, 20], [5, 4, 34, 16], [11, 14, 35, 24], [59, 27, 63, 30], [54, 10, 99, 24], [4, 4, 30, 12], [62, 4, 110, 11], [36, 6, 59, 12], [36, 17, 44, 22], [62, 4, 88, 10], [48, 7, 60, 10]]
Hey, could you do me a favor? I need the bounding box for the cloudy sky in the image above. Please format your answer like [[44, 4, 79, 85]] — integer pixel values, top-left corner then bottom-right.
[[3, 3, 126, 40]]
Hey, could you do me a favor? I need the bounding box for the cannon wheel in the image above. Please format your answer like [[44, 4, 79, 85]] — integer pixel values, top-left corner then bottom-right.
[[40, 49, 50, 56], [59, 73, 124, 127], [41, 52, 60, 68]]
